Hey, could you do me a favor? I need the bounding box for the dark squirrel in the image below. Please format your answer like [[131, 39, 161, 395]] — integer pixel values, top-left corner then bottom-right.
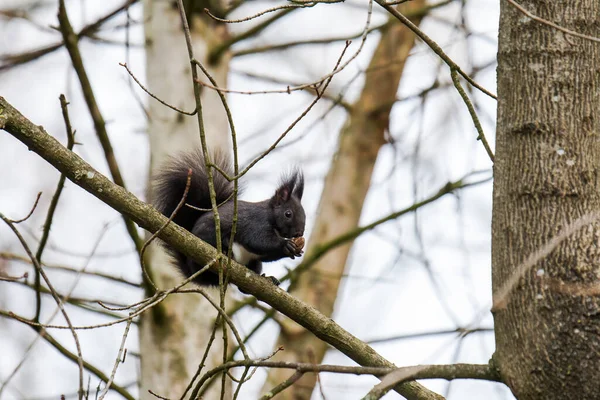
[[153, 150, 306, 287]]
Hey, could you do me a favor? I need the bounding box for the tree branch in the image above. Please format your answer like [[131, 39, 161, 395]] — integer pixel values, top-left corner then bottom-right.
[[185, 359, 501, 396], [375, 0, 497, 100], [362, 363, 502, 400], [1, 95, 442, 400]]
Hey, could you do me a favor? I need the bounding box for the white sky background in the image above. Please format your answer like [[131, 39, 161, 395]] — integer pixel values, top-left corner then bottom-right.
[[0, 0, 514, 399]]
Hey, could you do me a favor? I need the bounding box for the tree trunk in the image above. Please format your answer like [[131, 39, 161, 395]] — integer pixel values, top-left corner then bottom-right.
[[139, 1, 232, 399], [261, 2, 426, 398], [492, 1, 600, 399]]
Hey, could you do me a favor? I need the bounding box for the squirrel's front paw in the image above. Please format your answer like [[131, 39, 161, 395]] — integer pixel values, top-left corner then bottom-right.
[[283, 238, 303, 259]]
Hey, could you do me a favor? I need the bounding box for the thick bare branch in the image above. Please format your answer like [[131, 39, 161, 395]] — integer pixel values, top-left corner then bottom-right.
[[1, 95, 442, 400]]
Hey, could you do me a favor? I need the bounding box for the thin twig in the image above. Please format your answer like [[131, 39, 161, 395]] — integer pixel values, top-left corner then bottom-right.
[[77, 0, 138, 38], [0, 272, 28, 282], [119, 62, 197, 115], [3, 257, 216, 332], [32, 94, 77, 323], [200, 0, 374, 96], [287, 175, 492, 288], [190, 57, 243, 400], [173, 4, 234, 395], [0, 252, 140, 287], [98, 318, 133, 399], [175, 0, 225, 274], [179, 288, 249, 360], [0, 221, 116, 397], [237, 40, 351, 178], [366, 327, 494, 344], [375, 0, 497, 100], [192, 359, 501, 397], [228, 309, 276, 359], [205, 2, 311, 23], [139, 168, 193, 292], [0, 310, 135, 400], [230, 69, 352, 110], [232, 0, 452, 58], [258, 370, 304, 400], [195, 348, 285, 399], [7, 192, 42, 224], [4, 257, 213, 333], [450, 69, 494, 162], [208, 8, 297, 64], [0, 214, 85, 400], [362, 366, 430, 399], [148, 390, 170, 400], [180, 313, 224, 400]]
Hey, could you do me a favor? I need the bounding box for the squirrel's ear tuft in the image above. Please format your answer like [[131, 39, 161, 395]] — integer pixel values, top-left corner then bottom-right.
[[273, 170, 303, 205], [292, 170, 304, 200], [273, 177, 294, 205]]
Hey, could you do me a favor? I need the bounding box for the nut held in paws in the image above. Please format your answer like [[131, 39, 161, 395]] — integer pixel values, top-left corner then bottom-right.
[[293, 236, 305, 250]]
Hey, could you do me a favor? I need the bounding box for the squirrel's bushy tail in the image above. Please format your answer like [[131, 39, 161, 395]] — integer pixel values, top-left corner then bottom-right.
[[152, 149, 233, 232]]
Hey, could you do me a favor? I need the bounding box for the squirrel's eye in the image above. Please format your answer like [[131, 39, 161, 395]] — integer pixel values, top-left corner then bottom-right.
[[285, 210, 292, 218]]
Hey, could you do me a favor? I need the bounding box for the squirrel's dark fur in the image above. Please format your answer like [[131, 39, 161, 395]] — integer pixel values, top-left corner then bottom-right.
[[153, 150, 305, 286]]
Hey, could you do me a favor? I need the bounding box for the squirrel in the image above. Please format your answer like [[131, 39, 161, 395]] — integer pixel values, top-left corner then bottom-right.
[[152, 150, 306, 287]]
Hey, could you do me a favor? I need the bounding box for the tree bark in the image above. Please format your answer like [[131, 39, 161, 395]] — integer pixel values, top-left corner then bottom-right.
[[140, 1, 232, 399], [492, 1, 600, 399], [262, 2, 427, 398]]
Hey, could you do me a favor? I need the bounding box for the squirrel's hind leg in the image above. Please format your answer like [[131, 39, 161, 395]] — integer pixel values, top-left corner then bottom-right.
[[238, 259, 280, 294]]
